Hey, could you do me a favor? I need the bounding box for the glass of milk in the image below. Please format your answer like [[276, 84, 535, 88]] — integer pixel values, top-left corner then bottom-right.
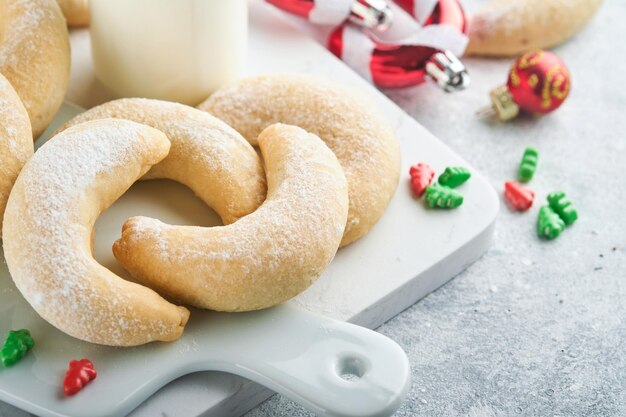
[[90, 0, 248, 105]]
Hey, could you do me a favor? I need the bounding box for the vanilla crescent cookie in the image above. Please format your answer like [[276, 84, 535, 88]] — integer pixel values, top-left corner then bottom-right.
[[0, 73, 33, 236], [60, 98, 266, 224], [113, 124, 349, 312], [57, 0, 89, 27], [199, 74, 401, 247], [3, 119, 190, 346], [0, 0, 71, 137], [466, 0, 603, 57]]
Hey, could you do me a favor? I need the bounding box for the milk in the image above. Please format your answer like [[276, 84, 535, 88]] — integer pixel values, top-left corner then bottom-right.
[[90, 0, 248, 105]]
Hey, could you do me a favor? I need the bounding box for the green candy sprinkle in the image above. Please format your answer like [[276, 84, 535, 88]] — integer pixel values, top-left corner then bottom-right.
[[425, 183, 464, 209], [438, 166, 471, 188], [547, 191, 578, 225], [537, 205, 565, 240], [1, 329, 34, 367], [518, 147, 539, 183]]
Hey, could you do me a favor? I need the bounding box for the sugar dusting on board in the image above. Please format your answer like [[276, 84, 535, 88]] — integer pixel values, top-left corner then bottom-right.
[[2, 119, 187, 346]]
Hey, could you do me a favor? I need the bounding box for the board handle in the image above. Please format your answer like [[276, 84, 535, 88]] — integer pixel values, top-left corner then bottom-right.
[[207, 305, 411, 417]]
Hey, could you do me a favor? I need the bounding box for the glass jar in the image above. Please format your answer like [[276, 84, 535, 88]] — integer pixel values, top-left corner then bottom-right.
[[90, 0, 248, 105]]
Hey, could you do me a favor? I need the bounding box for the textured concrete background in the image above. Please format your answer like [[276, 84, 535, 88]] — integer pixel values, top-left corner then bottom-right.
[[246, 0, 626, 416]]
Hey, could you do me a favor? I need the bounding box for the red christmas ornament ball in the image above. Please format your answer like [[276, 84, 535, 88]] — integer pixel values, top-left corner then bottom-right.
[[506, 50, 571, 115]]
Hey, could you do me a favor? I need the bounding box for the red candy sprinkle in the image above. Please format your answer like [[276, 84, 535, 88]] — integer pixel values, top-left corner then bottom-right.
[[504, 181, 535, 211], [409, 163, 435, 197], [64, 359, 97, 396]]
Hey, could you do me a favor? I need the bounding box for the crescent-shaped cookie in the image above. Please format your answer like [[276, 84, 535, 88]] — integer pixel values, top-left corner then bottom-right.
[[466, 0, 603, 57], [60, 98, 266, 224], [199, 74, 401, 247], [57, 0, 89, 27], [0, 73, 33, 236], [113, 124, 349, 312], [0, 0, 71, 137], [3, 119, 190, 346]]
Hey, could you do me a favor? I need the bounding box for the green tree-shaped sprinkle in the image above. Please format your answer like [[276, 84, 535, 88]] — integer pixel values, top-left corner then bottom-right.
[[537, 206, 565, 239], [425, 183, 463, 208], [519, 147, 539, 182], [438, 166, 471, 188], [1, 329, 34, 367], [547, 191, 578, 225]]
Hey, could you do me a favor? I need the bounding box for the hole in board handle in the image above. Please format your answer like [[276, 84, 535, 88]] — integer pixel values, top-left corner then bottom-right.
[[336, 355, 368, 382]]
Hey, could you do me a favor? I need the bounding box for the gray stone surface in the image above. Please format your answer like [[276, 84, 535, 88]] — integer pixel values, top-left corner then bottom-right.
[[244, 1, 626, 416]]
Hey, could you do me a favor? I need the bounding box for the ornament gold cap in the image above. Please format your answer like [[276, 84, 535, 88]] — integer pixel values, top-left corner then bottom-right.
[[489, 85, 519, 121]]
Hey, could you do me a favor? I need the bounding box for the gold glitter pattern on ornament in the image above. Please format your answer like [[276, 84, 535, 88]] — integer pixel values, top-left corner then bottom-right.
[[510, 51, 543, 88], [518, 51, 543, 69], [528, 74, 538, 88], [542, 65, 571, 109], [509, 67, 521, 87]]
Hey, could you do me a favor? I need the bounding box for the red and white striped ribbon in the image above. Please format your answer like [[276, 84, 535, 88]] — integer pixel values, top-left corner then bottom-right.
[[406, 0, 441, 23], [308, 0, 354, 25], [308, 0, 441, 27], [341, 25, 377, 82], [265, 0, 469, 86], [338, 3, 468, 79]]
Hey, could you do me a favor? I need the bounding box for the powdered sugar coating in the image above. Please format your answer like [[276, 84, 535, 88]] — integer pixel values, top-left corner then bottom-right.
[[113, 124, 349, 311], [466, 0, 602, 56], [0, 73, 32, 235], [2, 119, 189, 346], [199, 74, 401, 246], [0, 0, 70, 137], [60, 98, 266, 224]]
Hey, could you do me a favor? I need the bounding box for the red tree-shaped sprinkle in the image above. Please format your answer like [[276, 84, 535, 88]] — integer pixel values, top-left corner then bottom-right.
[[504, 181, 535, 211], [64, 359, 97, 396], [409, 163, 435, 197]]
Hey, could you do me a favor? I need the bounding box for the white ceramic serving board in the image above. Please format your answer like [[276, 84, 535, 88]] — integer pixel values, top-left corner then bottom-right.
[[0, 1, 498, 416]]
